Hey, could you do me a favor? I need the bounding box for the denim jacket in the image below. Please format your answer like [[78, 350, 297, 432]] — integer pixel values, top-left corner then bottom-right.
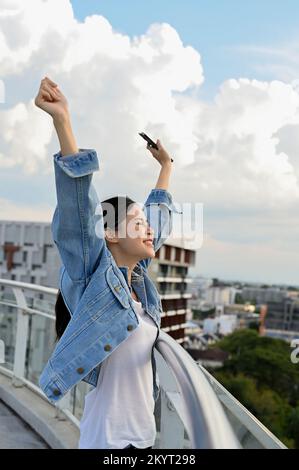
[[38, 148, 182, 406]]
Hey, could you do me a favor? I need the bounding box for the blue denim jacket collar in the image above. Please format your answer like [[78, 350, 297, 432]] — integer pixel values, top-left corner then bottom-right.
[[119, 264, 143, 290], [107, 250, 149, 312], [105, 246, 144, 293]]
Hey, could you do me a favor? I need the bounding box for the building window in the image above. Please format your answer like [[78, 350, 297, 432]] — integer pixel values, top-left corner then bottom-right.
[[165, 245, 171, 260], [175, 247, 181, 262], [32, 264, 41, 270], [184, 250, 191, 263], [42, 244, 52, 263], [160, 265, 168, 276]]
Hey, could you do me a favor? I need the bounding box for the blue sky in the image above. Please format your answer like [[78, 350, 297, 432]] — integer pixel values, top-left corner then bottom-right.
[[71, 0, 299, 100]]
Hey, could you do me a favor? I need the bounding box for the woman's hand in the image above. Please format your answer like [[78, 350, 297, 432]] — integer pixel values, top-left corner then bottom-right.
[[35, 76, 78, 156], [146, 139, 173, 167], [34, 76, 69, 123]]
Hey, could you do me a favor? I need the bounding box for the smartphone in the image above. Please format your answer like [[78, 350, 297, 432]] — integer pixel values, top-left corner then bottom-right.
[[139, 132, 174, 162]]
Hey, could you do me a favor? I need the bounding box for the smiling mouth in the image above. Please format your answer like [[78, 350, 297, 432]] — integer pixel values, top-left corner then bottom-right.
[[143, 239, 153, 245]]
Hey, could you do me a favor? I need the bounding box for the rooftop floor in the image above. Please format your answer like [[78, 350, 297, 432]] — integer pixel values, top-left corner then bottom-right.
[[0, 399, 50, 449], [0, 372, 80, 449]]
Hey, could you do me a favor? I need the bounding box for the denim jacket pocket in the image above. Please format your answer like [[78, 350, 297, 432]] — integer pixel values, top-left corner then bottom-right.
[[73, 283, 111, 323]]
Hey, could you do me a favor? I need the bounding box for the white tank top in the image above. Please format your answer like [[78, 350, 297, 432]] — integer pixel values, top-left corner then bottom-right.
[[78, 298, 158, 449]]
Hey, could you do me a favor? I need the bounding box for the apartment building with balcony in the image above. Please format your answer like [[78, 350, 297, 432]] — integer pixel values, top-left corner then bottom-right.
[[148, 235, 196, 345]]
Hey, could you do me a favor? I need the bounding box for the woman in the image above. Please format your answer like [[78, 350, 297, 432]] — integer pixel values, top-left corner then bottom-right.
[[35, 77, 176, 449]]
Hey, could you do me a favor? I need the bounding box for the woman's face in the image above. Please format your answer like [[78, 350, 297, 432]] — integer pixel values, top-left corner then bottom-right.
[[114, 203, 155, 260]]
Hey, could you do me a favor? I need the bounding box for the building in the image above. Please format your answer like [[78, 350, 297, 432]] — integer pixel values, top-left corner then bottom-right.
[[205, 285, 237, 306], [260, 298, 299, 343], [242, 286, 287, 304], [187, 276, 213, 310], [0, 220, 60, 287], [203, 315, 238, 337], [149, 235, 196, 345], [186, 347, 230, 368]]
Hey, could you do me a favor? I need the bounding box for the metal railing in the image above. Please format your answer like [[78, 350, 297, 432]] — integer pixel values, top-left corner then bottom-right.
[[0, 278, 287, 449], [155, 330, 240, 448], [199, 365, 287, 449]]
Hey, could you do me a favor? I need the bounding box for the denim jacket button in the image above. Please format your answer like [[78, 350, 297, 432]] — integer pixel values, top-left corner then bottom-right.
[[114, 285, 121, 292], [53, 388, 61, 396], [77, 367, 85, 374], [127, 324, 134, 331], [104, 344, 112, 351]]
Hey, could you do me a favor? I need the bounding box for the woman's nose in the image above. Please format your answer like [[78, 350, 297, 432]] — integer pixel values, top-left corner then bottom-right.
[[147, 225, 154, 237]]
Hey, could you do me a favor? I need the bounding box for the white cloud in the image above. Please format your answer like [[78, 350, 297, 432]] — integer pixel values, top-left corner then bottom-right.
[[0, 0, 203, 175], [180, 78, 299, 210], [0, 100, 53, 173]]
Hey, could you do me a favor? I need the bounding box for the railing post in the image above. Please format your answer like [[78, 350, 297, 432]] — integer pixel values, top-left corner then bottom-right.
[[12, 287, 29, 387], [55, 391, 71, 420], [160, 388, 185, 449], [0, 340, 5, 364]]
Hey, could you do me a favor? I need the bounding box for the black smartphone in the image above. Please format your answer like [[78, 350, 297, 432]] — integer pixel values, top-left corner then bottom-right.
[[139, 132, 159, 150], [139, 132, 174, 162]]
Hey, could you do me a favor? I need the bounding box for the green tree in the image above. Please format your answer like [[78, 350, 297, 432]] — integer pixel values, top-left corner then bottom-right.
[[285, 406, 299, 448], [209, 329, 299, 448], [235, 293, 244, 304]]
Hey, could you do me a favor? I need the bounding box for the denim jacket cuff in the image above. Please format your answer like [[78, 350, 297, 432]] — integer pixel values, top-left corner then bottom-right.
[[144, 188, 183, 214], [53, 148, 99, 178]]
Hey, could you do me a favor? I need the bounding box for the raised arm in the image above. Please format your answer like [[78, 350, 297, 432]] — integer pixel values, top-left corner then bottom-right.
[[35, 77, 107, 283], [139, 139, 183, 270]]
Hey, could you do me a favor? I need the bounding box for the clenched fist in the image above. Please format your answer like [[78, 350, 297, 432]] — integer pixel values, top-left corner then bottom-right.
[[35, 76, 69, 122]]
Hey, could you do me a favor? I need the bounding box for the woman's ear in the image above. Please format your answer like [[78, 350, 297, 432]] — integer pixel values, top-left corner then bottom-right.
[[105, 228, 118, 244]]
